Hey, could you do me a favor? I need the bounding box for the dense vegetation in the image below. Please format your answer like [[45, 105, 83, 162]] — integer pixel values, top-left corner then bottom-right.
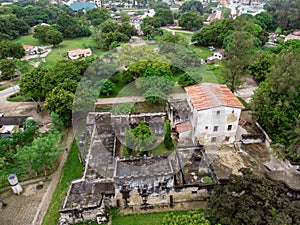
[[124, 121, 155, 156], [0, 114, 63, 187], [206, 168, 300, 225], [252, 50, 300, 162], [19, 59, 94, 125]]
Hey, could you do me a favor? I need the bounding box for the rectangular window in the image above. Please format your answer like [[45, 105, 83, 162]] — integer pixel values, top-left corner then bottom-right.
[[224, 136, 230, 142], [213, 126, 218, 131], [216, 111, 220, 115], [227, 125, 232, 131], [205, 126, 208, 130], [211, 137, 216, 143]]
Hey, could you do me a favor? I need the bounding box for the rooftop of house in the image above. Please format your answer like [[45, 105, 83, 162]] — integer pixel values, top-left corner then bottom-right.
[[22, 45, 36, 50], [61, 179, 114, 210], [293, 30, 300, 36], [69, 1, 96, 11], [0, 116, 29, 126], [184, 83, 245, 111], [176, 121, 192, 133], [68, 48, 92, 57], [114, 155, 173, 180], [209, 10, 224, 21]]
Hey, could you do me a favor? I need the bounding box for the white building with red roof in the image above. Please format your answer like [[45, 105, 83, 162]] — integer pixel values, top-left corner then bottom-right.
[[184, 83, 244, 146]]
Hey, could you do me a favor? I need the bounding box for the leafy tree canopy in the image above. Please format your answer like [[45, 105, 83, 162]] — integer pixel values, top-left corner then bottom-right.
[[252, 50, 300, 161], [207, 168, 300, 225], [179, 0, 204, 15], [163, 209, 210, 225], [191, 18, 234, 47], [179, 12, 203, 31], [125, 121, 155, 156], [0, 40, 25, 59], [264, 0, 300, 31]]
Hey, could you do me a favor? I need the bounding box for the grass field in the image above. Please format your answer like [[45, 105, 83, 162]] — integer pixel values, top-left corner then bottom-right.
[[15, 35, 107, 67], [42, 140, 83, 225], [15, 35, 43, 46], [74, 208, 203, 225], [111, 208, 191, 225], [152, 141, 177, 156], [6, 92, 32, 102], [175, 32, 193, 42]]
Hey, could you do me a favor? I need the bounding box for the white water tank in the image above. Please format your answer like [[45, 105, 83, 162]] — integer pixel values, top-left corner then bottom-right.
[[8, 174, 23, 195]]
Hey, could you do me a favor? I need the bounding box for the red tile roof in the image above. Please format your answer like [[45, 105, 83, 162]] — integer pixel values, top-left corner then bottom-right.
[[176, 121, 192, 133], [184, 83, 244, 111]]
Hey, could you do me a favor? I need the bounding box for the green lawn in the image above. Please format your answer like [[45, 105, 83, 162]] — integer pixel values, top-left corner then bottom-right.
[[42, 140, 84, 225], [15, 34, 43, 46], [6, 92, 32, 102], [175, 32, 193, 42], [152, 141, 177, 156], [44, 37, 102, 67], [191, 45, 214, 59], [111, 208, 194, 225], [75, 208, 204, 225], [15, 35, 107, 67]]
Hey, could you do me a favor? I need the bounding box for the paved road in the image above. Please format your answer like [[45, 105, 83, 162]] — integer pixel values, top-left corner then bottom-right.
[[0, 85, 20, 98], [0, 85, 38, 115]]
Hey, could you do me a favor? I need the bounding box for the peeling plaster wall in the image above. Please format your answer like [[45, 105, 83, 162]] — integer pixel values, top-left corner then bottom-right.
[[114, 187, 208, 207], [193, 106, 241, 145]]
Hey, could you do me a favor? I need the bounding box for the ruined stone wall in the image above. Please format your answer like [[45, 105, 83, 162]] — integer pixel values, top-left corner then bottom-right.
[[255, 122, 272, 150], [114, 187, 208, 208]]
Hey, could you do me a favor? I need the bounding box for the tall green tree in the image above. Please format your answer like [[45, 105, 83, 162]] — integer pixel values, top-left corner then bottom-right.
[[136, 67, 174, 103], [124, 121, 155, 156], [248, 51, 275, 83], [0, 59, 16, 80], [191, 18, 234, 47], [19, 67, 49, 100], [33, 25, 55, 43], [163, 120, 174, 149], [98, 79, 116, 96], [15, 130, 62, 176], [179, 0, 204, 15], [85, 7, 111, 26], [179, 12, 203, 30], [252, 50, 300, 161], [222, 30, 255, 92], [0, 40, 25, 59], [154, 8, 174, 26], [264, 0, 300, 30], [45, 29, 63, 46], [44, 87, 74, 126]]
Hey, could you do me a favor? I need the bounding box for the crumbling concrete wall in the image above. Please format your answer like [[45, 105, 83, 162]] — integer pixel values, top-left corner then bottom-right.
[[114, 186, 208, 208], [241, 134, 265, 144]]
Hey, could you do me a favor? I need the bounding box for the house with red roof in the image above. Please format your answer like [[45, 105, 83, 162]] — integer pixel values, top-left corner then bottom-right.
[[182, 83, 244, 145]]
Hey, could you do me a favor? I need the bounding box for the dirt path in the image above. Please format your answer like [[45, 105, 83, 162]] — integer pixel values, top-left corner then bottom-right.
[[31, 127, 74, 225]]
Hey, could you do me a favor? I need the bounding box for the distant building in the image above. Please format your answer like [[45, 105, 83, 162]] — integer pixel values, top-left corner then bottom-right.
[[129, 16, 143, 24], [284, 30, 300, 42], [69, 1, 96, 11], [22, 45, 45, 55], [185, 83, 244, 145], [207, 10, 224, 22], [67, 48, 92, 60], [0, 116, 31, 137]]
